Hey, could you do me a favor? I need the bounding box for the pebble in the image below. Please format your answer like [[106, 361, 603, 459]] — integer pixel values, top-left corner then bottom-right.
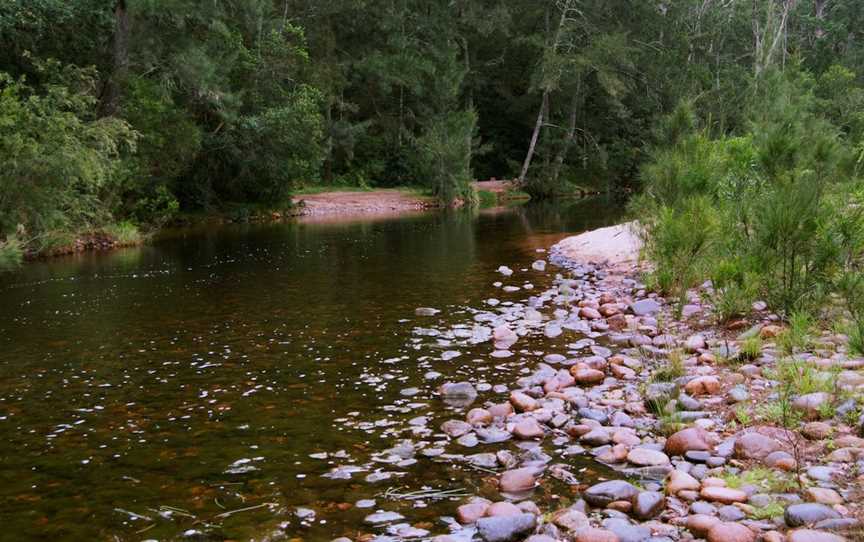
[[706, 522, 755, 542], [784, 503, 841, 527], [476, 513, 536, 542]]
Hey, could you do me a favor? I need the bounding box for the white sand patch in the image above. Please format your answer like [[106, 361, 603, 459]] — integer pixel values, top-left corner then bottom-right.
[[554, 221, 642, 265]]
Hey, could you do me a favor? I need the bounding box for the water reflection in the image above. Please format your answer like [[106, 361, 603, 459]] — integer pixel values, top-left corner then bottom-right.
[[0, 198, 623, 540]]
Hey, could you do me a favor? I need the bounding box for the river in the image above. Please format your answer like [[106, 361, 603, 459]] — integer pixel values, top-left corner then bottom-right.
[[0, 198, 622, 541]]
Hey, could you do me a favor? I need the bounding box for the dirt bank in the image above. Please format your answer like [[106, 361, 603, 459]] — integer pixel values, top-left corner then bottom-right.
[[295, 189, 436, 216]]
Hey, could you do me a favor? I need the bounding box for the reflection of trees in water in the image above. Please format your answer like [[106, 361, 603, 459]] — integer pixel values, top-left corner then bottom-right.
[[513, 194, 624, 233]]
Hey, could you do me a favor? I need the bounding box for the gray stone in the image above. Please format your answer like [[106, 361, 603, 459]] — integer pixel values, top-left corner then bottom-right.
[[631, 299, 661, 316], [602, 517, 651, 542], [365, 511, 405, 524], [685, 451, 711, 463], [476, 513, 537, 542], [727, 385, 750, 403], [718, 505, 746, 521], [584, 480, 640, 507], [784, 503, 841, 527], [633, 491, 665, 519]]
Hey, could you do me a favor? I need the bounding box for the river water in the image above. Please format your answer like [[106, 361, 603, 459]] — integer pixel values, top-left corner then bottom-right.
[[0, 198, 622, 541]]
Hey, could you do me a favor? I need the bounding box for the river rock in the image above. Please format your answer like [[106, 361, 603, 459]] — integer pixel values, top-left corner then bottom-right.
[[686, 334, 706, 352], [685, 376, 721, 396], [476, 513, 537, 542], [467, 408, 493, 426], [487, 502, 523, 517], [787, 529, 848, 542], [440, 382, 478, 399], [700, 486, 748, 504], [631, 299, 661, 316], [601, 518, 650, 542], [572, 366, 606, 385], [802, 421, 833, 440], [633, 491, 665, 519], [805, 488, 843, 506], [584, 480, 640, 507], [466, 453, 499, 469], [734, 432, 781, 460], [580, 307, 603, 320], [687, 514, 721, 538], [364, 511, 404, 524], [575, 528, 621, 542], [706, 522, 755, 542], [666, 469, 700, 495], [784, 503, 841, 527], [552, 507, 589, 531], [442, 420, 473, 437], [581, 428, 612, 446], [627, 448, 670, 466], [510, 391, 538, 412], [458, 501, 492, 523], [793, 392, 832, 420], [513, 418, 545, 440], [664, 427, 714, 455], [499, 468, 537, 492]]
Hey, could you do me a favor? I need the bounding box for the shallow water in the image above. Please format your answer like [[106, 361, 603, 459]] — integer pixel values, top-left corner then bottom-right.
[[0, 198, 623, 541]]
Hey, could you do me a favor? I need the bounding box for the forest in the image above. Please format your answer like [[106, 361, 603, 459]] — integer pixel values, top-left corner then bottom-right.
[[1, 0, 864, 264]]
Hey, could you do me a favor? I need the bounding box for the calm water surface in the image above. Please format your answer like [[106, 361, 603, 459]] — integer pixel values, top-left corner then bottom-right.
[[0, 199, 622, 541]]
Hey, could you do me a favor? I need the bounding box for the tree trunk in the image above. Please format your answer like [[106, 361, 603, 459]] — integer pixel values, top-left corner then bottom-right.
[[517, 90, 548, 186], [101, 0, 130, 117], [517, 2, 571, 185], [551, 86, 581, 184]]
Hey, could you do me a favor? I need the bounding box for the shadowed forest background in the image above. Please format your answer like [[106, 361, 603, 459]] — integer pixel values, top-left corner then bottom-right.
[[2, 0, 864, 264]]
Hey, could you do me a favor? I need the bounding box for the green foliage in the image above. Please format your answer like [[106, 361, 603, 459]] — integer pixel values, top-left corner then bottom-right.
[[0, 63, 136, 253], [477, 190, 498, 207], [776, 312, 815, 355], [415, 110, 478, 205], [650, 350, 686, 382], [740, 336, 763, 361], [721, 467, 798, 493], [103, 222, 141, 246], [637, 66, 864, 319], [0, 236, 22, 270]]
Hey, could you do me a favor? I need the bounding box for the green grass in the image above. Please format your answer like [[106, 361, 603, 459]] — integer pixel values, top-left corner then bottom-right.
[[721, 467, 799, 493], [103, 222, 142, 245], [740, 335, 763, 360], [650, 349, 686, 382], [749, 500, 785, 520], [0, 237, 23, 270], [294, 184, 374, 195], [477, 189, 498, 207], [777, 311, 815, 355]]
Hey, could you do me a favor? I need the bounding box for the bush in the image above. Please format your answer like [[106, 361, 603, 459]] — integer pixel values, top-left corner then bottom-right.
[[636, 67, 864, 321], [0, 63, 136, 258], [0, 237, 22, 270]]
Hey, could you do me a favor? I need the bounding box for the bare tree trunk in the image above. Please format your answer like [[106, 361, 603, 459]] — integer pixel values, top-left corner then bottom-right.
[[753, 0, 796, 76], [101, 0, 130, 117], [517, 1, 571, 185], [551, 85, 581, 184], [518, 91, 549, 185]]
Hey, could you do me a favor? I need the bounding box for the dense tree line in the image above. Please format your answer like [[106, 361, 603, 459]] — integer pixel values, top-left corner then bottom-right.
[[1, 1, 864, 262]]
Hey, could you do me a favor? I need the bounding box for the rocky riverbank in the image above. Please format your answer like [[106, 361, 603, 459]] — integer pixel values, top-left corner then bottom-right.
[[308, 224, 863, 542]]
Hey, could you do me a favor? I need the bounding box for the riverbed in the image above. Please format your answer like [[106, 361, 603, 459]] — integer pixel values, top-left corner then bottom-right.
[[0, 198, 623, 541]]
